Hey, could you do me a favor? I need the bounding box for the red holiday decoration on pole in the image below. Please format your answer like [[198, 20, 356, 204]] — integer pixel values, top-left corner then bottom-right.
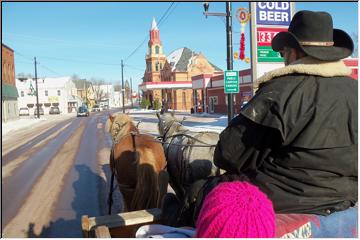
[[235, 8, 250, 63], [240, 32, 245, 60]]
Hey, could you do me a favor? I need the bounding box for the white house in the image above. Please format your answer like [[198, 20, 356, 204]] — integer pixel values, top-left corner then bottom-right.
[[16, 76, 78, 114], [113, 91, 123, 108]]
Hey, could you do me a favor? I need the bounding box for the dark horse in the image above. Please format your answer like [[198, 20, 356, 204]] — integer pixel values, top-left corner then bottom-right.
[[106, 113, 167, 212], [156, 112, 222, 219]]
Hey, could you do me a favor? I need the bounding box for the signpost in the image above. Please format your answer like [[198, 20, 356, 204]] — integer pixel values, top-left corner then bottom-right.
[[224, 70, 239, 94], [250, 2, 295, 90], [257, 27, 288, 62]]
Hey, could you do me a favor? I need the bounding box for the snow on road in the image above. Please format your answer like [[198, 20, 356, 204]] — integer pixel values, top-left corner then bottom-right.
[[129, 108, 228, 133], [2, 113, 76, 137], [2, 108, 229, 138]]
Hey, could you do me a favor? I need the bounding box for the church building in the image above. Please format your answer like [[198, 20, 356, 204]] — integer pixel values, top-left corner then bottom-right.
[[140, 18, 222, 111]]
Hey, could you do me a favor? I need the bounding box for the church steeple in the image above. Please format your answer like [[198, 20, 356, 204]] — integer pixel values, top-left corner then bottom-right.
[[151, 17, 158, 30], [149, 17, 160, 45], [145, 17, 166, 83]]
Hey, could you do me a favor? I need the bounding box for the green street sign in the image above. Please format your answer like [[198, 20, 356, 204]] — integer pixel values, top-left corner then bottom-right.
[[257, 46, 284, 62], [224, 70, 239, 94]]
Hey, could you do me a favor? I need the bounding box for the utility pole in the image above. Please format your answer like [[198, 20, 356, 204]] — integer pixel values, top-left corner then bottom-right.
[[83, 79, 86, 107], [225, 2, 234, 124], [130, 77, 133, 108], [203, 2, 234, 124], [121, 59, 125, 113], [34, 57, 40, 119], [86, 81, 88, 107]]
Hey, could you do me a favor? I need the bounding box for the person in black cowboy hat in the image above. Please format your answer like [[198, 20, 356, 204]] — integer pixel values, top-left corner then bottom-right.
[[202, 10, 357, 219]]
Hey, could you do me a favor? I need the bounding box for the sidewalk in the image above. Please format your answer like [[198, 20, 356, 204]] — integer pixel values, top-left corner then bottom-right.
[[2, 113, 76, 137]]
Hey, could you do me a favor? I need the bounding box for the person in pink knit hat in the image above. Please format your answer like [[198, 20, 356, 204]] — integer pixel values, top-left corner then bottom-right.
[[195, 181, 276, 238]]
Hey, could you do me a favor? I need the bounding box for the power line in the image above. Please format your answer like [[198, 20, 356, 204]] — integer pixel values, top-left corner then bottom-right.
[[38, 63, 62, 77], [4, 32, 124, 49], [14, 50, 33, 62], [124, 37, 148, 62], [14, 50, 64, 77], [38, 56, 121, 66], [217, 16, 226, 25], [124, 64, 145, 72], [124, 2, 175, 62], [13, 50, 127, 80], [157, 2, 175, 27], [15, 60, 33, 65]]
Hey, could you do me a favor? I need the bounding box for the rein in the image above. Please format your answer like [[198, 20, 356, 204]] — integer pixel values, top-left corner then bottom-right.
[[162, 133, 217, 147], [160, 119, 217, 147], [108, 130, 139, 214]]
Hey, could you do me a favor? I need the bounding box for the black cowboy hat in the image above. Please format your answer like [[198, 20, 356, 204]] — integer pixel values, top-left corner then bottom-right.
[[272, 10, 354, 61]]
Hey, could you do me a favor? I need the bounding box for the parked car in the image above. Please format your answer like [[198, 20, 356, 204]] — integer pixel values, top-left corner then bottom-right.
[[49, 106, 60, 114], [19, 107, 30, 116], [77, 106, 89, 117], [34, 107, 45, 115], [92, 105, 101, 112]]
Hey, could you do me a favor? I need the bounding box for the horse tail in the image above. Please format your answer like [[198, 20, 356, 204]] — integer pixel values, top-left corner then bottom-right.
[[131, 149, 167, 211]]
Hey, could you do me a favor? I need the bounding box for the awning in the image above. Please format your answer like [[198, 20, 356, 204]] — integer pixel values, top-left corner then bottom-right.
[[2, 84, 19, 99], [139, 81, 192, 91]]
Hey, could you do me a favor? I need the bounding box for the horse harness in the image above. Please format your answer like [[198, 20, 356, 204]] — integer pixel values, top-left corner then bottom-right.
[[108, 131, 139, 214]]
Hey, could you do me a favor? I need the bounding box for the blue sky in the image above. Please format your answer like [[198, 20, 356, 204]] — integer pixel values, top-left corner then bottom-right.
[[2, 2, 358, 89]]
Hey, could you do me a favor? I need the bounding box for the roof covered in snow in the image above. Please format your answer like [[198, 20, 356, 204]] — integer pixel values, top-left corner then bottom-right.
[[166, 47, 222, 72]]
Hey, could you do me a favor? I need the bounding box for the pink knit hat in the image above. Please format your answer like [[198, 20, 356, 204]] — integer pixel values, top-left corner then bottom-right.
[[195, 181, 275, 238]]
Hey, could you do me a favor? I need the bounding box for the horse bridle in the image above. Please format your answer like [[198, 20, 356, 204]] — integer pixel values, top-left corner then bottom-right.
[[161, 119, 177, 141], [112, 121, 130, 144]]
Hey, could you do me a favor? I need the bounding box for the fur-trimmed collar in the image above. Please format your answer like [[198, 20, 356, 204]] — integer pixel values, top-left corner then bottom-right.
[[254, 56, 352, 90]]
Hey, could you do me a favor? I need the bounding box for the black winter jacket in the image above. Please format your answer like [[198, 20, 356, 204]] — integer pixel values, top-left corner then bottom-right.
[[214, 57, 358, 215]]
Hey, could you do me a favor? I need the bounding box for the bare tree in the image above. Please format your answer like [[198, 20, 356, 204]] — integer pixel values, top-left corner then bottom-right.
[[71, 74, 87, 89], [114, 84, 121, 91], [90, 78, 106, 102], [17, 72, 33, 78], [125, 80, 131, 103]]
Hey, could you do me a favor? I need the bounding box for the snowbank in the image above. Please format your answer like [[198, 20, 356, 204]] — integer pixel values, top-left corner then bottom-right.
[[2, 117, 47, 136]]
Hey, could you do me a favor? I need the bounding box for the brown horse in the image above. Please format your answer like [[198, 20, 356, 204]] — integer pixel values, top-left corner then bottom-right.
[[106, 113, 167, 212]]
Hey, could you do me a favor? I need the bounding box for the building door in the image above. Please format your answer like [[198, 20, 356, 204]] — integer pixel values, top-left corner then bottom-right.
[[209, 97, 215, 113], [149, 94, 153, 109], [182, 92, 186, 110]]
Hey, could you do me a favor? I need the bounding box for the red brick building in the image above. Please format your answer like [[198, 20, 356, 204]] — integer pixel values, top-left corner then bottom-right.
[[192, 69, 253, 114], [193, 58, 358, 115], [2, 43, 19, 122], [343, 58, 358, 80]]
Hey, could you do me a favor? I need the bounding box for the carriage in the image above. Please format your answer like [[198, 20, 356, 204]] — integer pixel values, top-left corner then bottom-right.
[[81, 112, 357, 238]]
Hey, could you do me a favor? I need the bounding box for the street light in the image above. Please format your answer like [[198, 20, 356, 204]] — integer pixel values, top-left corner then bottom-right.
[[203, 2, 210, 17], [203, 2, 234, 124]]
